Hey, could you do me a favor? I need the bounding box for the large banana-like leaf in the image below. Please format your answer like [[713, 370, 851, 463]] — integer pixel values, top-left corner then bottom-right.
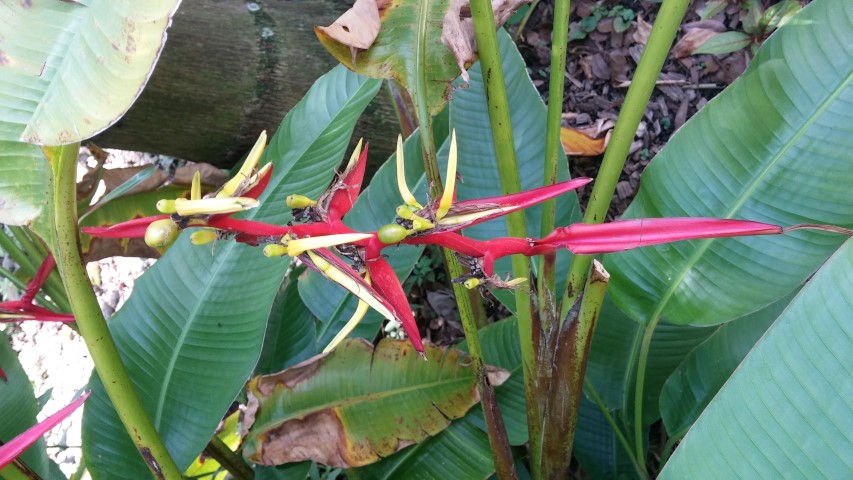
[[450, 29, 581, 309], [298, 130, 429, 348], [0, 141, 55, 251], [315, 0, 459, 116], [606, 0, 853, 326], [82, 66, 381, 478], [242, 338, 508, 468], [0, 0, 180, 144], [658, 291, 794, 439], [0, 335, 49, 478], [660, 238, 853, 478]]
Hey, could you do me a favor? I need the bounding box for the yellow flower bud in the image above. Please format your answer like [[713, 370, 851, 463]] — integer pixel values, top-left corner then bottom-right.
[[263, 244, 288, 257], [190, 229, 218, 245], [286, 194, 317, 209], [463, 278, 481, 289], [156, 199, 177, 214]]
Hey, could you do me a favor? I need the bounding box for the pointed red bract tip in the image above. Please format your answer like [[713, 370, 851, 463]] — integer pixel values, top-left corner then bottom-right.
[[0, 391, 90, 470], [365, 257, 425, 354], [0, 367, 6, 382], [82, 215, 170, 239], [540, 218, 783, 254], [327, 143, 369, 221]]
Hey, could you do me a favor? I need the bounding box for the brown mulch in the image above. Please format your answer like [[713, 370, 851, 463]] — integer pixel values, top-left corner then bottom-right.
[[514, 0, 760, 219]]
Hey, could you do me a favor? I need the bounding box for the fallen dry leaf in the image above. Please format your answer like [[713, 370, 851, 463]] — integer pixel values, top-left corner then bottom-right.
[[633, 15, 652, 45], [672, 28, 720, 58], [316, 0, 382, 63], [442, 0, 531, 82], [561, 120, 614, 156]]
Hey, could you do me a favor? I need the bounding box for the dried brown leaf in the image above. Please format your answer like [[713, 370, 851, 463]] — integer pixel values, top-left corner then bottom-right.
[[672, 28, 720, 59], [316, 0, 381, 62], [441, 0, 531, 82]]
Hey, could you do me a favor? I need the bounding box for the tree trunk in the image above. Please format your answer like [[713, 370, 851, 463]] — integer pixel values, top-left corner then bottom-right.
[[92, 0, 399, 168]]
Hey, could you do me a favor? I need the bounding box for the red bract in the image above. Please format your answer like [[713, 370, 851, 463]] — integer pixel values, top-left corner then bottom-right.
[[325, 142, 368, 221], [0, 255, 75, 324], [83, 215, 171, 239], [0, 392, 89, 469], [364, 256, 424, 355], [538, 218, 784, 254]]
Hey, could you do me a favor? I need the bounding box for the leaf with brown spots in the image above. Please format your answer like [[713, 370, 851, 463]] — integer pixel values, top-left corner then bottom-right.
[[242, 338, 509, 468]]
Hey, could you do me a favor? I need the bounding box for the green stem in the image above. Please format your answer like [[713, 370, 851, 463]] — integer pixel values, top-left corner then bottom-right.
[[412, 8, 515, 473], [539, 260, 608, 478], [512, 0, 541, 42], [467, 1, 539, 475], [537, 0, 570, 334], [659, 431, 682, 468], [584, 379, 648, 479], [48, 143, 183, 480], [0, 229, 38, 280], [202, 436, 254, 480], [561, 0, 691, 316]]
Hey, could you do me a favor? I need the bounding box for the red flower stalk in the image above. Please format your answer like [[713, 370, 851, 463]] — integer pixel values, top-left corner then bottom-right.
[[537, 218, 784, 254], [0, 255, 75, 325], [0, 392, 89, 469]]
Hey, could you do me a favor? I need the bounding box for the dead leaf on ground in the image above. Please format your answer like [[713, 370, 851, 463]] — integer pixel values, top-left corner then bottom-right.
[[561, 119, 614, 156], [633, 15, 652, 45], [316, 0, 385, 63], [442, 0, 531, 82], [672, 28, 720, 58]]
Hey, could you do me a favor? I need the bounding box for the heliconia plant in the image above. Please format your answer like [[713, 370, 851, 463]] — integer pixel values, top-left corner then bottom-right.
[[0, 0, 851, 479]]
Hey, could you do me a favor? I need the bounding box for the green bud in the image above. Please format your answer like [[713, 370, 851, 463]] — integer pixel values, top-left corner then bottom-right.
[[144, 219, 179, 248], [377, 223, 409, 245], [463, 278, 481, 289]]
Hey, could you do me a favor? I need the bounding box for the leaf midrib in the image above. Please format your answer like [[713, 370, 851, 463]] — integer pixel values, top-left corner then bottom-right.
[[255, 375, 473, 432], [648, 63, 853, 324]]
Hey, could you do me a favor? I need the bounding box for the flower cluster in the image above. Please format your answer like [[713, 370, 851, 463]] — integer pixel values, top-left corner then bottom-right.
[[84, 131, 788, 358]]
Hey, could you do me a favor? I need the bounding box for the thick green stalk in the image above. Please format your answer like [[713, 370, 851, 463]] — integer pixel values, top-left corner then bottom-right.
[[539, 260, 608, 479], [48, 143, 182, 479], [412, 5, 515, 474], [468, 0, 542, 474], [561, 0, 691, 316], [632, 316, 659, 476], [202, 436, 254, 480]]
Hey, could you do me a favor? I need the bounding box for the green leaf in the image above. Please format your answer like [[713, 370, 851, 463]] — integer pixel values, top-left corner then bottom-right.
[[450, 29, 582, 310], [693, 31, 752, 55], [315, 0, 460, 116], [82, 66, 381, 479], [242, 339, 508, 468], [660, 238, 853, 478], [350, 415, 498, 480], [0, 334, 49, 478], [606, 0, 853, 326], [659, 291, 795, 438], [0, 0, 180, 144], [255, 266, 318, 375], [573, 395, 641, 480], [0, 141, 55, 250], [298, 130, 428, 350]]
